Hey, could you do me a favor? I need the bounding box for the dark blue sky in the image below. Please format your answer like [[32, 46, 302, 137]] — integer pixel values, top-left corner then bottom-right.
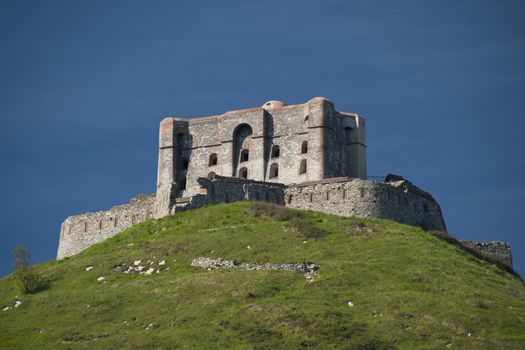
[[1, 1, 524, 277]]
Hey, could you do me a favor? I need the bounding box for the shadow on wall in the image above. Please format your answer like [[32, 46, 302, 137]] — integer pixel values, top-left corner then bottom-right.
[[264, 112, 274, 180], [232, 123, 253, 178], [177, 128, 193, 196]]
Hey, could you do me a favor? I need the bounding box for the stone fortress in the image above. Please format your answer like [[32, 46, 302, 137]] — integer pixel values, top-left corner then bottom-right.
[[56, 97, 512, 267]]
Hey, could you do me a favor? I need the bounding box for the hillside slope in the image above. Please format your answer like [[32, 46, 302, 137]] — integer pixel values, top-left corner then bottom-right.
[[1, 202, 524, 349]]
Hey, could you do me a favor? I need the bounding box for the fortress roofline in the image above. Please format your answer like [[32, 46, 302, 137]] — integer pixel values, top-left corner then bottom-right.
[[161, 97, 364, 123]]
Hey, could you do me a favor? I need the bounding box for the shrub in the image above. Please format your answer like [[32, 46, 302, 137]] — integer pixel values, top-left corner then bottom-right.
[[13, 267, 43, 294], [12, 246, 44, 294], [247, 201, 298, 221], [285, 218, 328, 240]]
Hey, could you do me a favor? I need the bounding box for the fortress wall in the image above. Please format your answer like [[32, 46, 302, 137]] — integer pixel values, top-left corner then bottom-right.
[[57, 177, 447, 260], [183, 118, 223, 196], [158, 98, 368, 202], [264, 105, 313, 184], [460, 240, 513, 267], [284, 178, 446, 231], [174, 176, 286, 211], [285, 178, 383, 217], [176, 176, 446, 232], [57, 194, 155, 259]]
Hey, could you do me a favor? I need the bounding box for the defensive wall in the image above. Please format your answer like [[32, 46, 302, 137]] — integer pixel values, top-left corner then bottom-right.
[[284, 177, 446, 231], [57, 176, 512, 268], [56, 97, 513, 269], [57, 194, 155, 259], [460, 240, 513, 268], [57, 175, 446, 259]]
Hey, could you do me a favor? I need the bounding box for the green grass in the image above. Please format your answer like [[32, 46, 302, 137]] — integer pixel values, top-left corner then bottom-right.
[[1, 201, 524, 349]]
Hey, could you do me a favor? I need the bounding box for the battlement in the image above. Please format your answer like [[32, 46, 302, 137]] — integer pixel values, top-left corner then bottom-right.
[[57, 194, 155, 259], [57, 175, 447, 259]]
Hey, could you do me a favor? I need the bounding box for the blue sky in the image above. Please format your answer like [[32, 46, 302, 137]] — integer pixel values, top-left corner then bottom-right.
[[1, 1, 524, 277]]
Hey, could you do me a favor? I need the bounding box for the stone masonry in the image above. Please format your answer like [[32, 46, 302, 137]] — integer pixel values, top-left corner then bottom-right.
[[460, 241, 513, 267], [56, 97, 512, 268], [57, 195, 155, 259], [153, 97, 366, 218]]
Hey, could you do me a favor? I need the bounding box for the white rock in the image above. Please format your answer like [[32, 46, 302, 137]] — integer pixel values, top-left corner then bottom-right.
[[85, 266, 93, 271], [127, 243, 134, 247], [302, 240, 307, 244], [468, 333, 471, 337], [144, 268, 155, 275], [347, 301, 354, 307], [97, 276, 105, 282], [156, 269, 160, 273], [159, 260, 166, 266], [133, 260, 141, 266], [14, 301, 22, 308], [135, 266, 145, 272], [3, 306, 9, 311], [247, 245, 251, 249]]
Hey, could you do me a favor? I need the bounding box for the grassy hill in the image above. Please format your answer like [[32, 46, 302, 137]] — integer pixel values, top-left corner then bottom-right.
[[1, 202, 524, 349]]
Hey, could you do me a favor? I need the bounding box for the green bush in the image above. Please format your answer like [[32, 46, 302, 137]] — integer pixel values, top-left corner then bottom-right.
[[285, 217, 328, 240], [12, 246, 45, 294], [247, 201, 298, 221], [13, 267, 43, 294]]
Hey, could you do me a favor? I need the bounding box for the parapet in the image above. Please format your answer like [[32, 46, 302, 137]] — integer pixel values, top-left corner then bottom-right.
[[57, 175, 450, 259], [56, 194, 155, 259], [461, 240, 513, 268], [284, 176, 446, 231]]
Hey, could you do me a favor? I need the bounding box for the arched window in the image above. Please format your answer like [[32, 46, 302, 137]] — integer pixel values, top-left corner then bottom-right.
[[304, 115, 309, 123], [232, 123, 253, 176], [299, 159, 307, 174], [301, 141, 308, 154], [269, 163, 279, 179], [239, 167, 248, 179], [207, 171, 216, 180], [240, 149, 249, 162], [208, 153, 218, 166], [271, 145, 280, 158]]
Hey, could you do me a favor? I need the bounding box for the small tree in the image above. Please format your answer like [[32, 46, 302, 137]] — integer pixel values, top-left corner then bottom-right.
[[12, 246, 42, 294]]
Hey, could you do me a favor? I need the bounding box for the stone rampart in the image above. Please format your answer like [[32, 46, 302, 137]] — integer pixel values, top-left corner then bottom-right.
[[57, 176, 449, 259], [285, 177, 446, 231], [56, 176, 515, 271], [460, 240, 513, 267], [174, 176, 286, 211], [56, 194, 155, 259]]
